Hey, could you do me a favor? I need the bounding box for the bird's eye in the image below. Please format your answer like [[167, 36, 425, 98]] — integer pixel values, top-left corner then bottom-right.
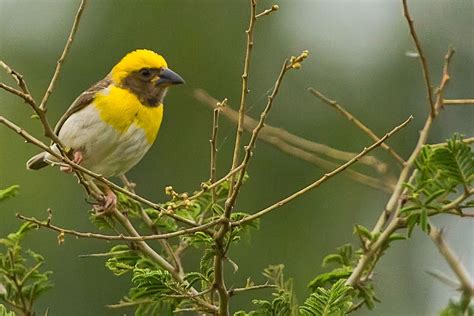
[[140, 69, 152, 78]]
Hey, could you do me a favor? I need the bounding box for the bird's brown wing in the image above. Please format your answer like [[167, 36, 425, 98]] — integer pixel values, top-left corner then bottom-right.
[[54, 76, 112, 135]]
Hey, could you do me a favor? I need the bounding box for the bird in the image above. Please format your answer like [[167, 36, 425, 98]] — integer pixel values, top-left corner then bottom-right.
[[26, 49, 185, 209]]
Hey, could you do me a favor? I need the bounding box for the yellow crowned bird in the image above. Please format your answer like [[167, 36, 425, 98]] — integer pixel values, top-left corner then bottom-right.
[[26, 49, 184, 208]]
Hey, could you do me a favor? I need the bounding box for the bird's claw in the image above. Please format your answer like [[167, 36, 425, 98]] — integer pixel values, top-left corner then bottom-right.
[[92, 189, 117, 215], [60, 150, 84, 173]]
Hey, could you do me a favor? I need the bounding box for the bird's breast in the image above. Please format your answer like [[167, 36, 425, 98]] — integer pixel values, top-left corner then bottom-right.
[[94, 85, 163, 144]]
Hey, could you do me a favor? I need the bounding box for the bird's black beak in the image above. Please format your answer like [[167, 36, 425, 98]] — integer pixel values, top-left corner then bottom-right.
[[155, 68, 185, 86]]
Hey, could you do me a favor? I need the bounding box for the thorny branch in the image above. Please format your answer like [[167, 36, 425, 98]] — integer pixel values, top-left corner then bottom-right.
[[16, 212, 223, 242], [0, 0, 472, 314], [229, 0, 257, 195], [214, 52, 310, 316], [210, 99, 227, 203], [39, 0, 87, 111], [0, 0, 219, 312], [429, 225, 474, 299], [232, 116, 413, 226], [346, 11, 457, 286], [194, 89, 394, 191], [402, 0, 436, 116]]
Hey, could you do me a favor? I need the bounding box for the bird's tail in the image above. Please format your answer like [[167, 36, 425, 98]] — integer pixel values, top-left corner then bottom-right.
[[26, 152, 50, 170]]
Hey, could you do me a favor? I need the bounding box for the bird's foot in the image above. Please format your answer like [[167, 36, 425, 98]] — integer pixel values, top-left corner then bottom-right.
[[93, 188, 118, 215], [60, 150, 84, 173]]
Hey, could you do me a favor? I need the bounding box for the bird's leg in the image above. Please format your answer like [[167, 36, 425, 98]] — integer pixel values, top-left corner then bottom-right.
[[93, 185, 118, 214], [103, 186, 118, 210], [60, 150, 84, 173]]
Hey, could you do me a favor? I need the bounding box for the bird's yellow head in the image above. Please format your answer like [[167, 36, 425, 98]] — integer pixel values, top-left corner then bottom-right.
[[110, 49, 184, 107]]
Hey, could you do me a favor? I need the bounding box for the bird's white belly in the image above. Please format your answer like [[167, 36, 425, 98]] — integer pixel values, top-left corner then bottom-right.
[[57, 105, 151, 177]]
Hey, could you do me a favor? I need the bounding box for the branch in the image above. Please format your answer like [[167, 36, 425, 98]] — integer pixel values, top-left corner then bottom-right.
[[228, 283, 276, 296], [210, 99, 226, 203], [308, 87, 406, 165], [443, 99, 474, 106], [372, 48, 455, 235], [38, 0, 87, 111], [402, 0, 435, 116], [0, 115, 197, 227], [435, 48, 455, 113], [347, 47, 455, 287], [232, 116, 413, 226], [260, 133, 394, 193], [0, 62, 61, 146], [429, 225, 474, 298], [225, 53, 309, 219], [0, 60, 31, 95], [230, 0, 257, 193], [214, 52, 309, 316], [119, 176, 183, 276], [0, 83, 34, 104], [255, 4, 279, 18], [431, 136, 474, 148], [194, 89, 389, 175], [110, 208, 218, 313], [16, 212, 222, 241]]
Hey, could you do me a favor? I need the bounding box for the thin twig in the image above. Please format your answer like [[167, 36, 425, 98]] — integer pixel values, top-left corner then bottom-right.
[[0, 83, 34, 104], [164, 287, 214, 299], [16, 212, 222, 242], [443, 99, 474, 105], [228, 284, 276, 296], [426, 269, 460, 289], [195, 93, 395, 192], [346, 48, 455, 287], [229, 0, 257, 196], [431, 136, 474, 148], [0, 115, 198, 227], [214, 52, 309, 316], [435, 48, 455, 113], [110, 208, 218, 312], [255, 4, 279, 18], [402, 0, 435, 116], [429, 225, 474, 298], [0, 60, 31, 95], [119, 175, 136, 193], [174, 164, 244, 208], [119, 175, 183, 276], [225, 59, 287, 215], [429, 188, 474, 216], [210, 99, 226, 203], [232, 116, 413, 226], [194, 89, 389, 174], [38, 0, 87, 111], [308, 87, 406, 165]]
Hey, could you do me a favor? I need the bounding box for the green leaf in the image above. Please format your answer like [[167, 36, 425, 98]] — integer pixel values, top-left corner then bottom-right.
[[308, 267, 353, 291], [439, 299, 474, 316], [0, 185, 19, 202], [0, 224, 53, 314], [89, 211, 115, 231], [321, 254, 344, 268], [420, 208, 429, 232], [424, 189, 446, 206], [300, 280, 353, 316], [321, 244, 353, 268], [432, 135, 473, 187], [353, 225, 373, 241], [105, 245, 140, 276], [240, 265, 298, 315], [0, 304, 16, 316], [387, 233, 407, 242]]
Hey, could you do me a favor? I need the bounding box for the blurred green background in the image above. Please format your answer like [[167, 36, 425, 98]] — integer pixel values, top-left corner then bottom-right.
[[1, 0, 473, 315]]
